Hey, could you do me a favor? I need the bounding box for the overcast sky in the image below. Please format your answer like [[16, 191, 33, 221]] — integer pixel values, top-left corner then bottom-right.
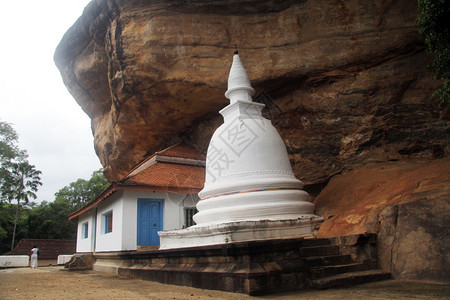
[[0, 0, 101, 203]]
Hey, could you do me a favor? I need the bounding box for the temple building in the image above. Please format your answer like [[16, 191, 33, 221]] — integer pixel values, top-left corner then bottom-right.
[[69, 143, 205, 253], [159, 52, 322, 249]]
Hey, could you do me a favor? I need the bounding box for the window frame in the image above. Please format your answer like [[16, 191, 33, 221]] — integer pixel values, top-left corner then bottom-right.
[[104, 211, 113, 234], [82, 222, 88, 239], [184, 207, 198, 228]]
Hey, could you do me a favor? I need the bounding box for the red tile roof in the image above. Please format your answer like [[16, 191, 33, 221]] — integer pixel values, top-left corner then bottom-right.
[[125, 162, 205, 190], [156, 143, 206, 161], [68, 143, 205, 220], [126, 143, 206, 177], [6, 239, 75, 259]]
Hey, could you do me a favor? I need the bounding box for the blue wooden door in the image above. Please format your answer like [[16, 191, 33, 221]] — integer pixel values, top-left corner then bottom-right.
[[137, 198, 163, 246]]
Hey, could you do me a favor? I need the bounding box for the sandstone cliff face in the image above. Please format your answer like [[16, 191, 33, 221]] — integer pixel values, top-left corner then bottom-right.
[[55, 0, 449, 281], [55, 0, 448, 183]]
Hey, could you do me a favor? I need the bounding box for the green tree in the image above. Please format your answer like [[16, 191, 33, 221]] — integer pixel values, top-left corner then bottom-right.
[[0, 121, 26, 164], [24, 169, 109, 242], [26, 198, 77, 240], [54, 169, 109, 210], [0, 120, 26, 191], [2, 162, 42, 250], [0, 202, 31, 254], [0, 120, 108, 251], [417, 0, 450, 102], [0, 119, 42, 250], [0, 203, 14, 247]]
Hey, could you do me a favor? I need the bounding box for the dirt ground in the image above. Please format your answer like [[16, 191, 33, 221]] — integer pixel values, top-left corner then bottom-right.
[[0, 266, 449, 300]]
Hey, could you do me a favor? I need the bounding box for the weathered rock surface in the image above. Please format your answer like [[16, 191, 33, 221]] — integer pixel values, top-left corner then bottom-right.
[[54, 0, 448, 182], [315, 157, 450, 281], [54, 0, 450, 282]]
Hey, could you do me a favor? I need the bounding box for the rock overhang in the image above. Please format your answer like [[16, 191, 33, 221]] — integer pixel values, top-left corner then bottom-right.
[[54, 0, 444, 184]]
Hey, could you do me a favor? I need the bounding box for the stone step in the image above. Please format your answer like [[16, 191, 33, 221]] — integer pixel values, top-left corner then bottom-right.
[[309, 269, 391, 290], [309, 261, 377, 279], [301, 238, 333, 247], [304, 254, 355, 267], [300, 245, 340, 257]]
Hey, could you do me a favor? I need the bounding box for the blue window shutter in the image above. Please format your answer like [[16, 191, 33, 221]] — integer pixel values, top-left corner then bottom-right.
[[104, 212, 113, 234], [84, 223, 88, 238]]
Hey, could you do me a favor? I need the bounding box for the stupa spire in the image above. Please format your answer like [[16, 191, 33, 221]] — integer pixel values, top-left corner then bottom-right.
[[224, 48, 255, 103]]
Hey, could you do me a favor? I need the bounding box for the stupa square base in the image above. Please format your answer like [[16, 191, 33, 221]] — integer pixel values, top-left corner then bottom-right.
[[159, 217, 323, 250], [118, 237, 318, 295], [69, 233, 385, 295]]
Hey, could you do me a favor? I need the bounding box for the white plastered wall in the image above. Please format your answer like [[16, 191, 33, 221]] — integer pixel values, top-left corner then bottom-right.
[[119, 191, 200, 248], [95, 191, 123, 252], [164, 192, 184, 230], [76, 190, 200, 252], [121, 190, 198, 231], [165, 192, 200, 229], [76, 209, 95, 253]]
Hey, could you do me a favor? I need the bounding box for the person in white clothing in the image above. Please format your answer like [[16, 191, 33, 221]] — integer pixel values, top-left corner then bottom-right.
[[30, 245, 39, 269]]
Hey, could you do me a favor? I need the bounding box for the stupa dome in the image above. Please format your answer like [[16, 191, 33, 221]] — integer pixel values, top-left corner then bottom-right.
[[199, 102, 304, 198], [194, 53, 315, 226]]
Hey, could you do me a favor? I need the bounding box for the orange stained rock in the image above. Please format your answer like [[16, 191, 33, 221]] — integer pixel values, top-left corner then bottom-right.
[[315, 157, 450, 238]]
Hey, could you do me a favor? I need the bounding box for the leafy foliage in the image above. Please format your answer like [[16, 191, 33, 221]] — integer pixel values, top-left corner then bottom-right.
[[0, 202, 32, 254], [0, 120, 27, 192], [2, 162, 42, 205], [54, 169, 109, 210], [0, 119, 109, 254], [0, 120, 42, 250], [0, 169, 109, 254], [26, 198, 77, 240], [417, 0, 450, 102], [0, 120, 26, 163], [0, 120, 36, 203], [4, 162, 42, 250]]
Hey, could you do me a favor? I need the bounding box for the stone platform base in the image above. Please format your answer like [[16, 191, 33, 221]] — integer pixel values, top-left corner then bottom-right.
[[67, 234, 389, 295], [119, 238, 313, 295], [114, 234, 386, 295], [159, 217, 323, 250]]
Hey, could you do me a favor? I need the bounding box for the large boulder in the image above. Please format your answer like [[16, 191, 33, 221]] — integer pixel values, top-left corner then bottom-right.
[[54, 0, 448, 182]]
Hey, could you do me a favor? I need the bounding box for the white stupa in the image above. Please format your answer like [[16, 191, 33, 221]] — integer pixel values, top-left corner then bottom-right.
[[159, 51, 322, 249]]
